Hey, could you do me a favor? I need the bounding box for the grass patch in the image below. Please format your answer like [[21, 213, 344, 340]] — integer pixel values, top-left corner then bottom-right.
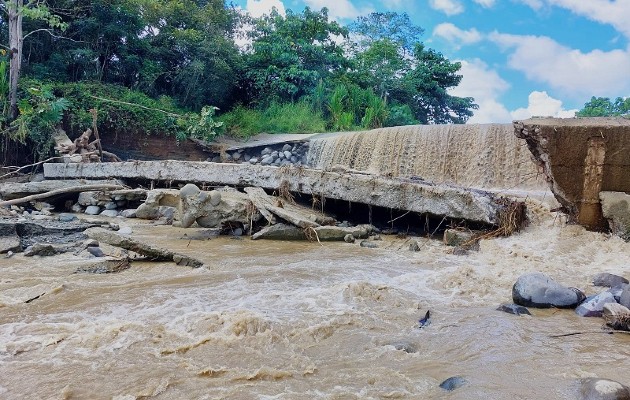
[[219, 101, 327, 138]]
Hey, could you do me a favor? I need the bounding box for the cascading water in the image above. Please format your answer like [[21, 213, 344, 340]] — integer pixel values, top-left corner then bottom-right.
[[307, 124, 547, 193]]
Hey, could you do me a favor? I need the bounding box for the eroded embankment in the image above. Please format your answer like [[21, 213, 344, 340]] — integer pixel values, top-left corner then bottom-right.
[[515, 117, 630, 230]]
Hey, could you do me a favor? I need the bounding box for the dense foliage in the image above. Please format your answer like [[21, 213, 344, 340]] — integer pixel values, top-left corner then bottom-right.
[[577, 97, 630, 117], [0, 1, 480, 162]]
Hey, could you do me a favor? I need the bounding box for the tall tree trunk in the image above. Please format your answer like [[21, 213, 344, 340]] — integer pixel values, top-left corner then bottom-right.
[[8, 0, 23, 121]]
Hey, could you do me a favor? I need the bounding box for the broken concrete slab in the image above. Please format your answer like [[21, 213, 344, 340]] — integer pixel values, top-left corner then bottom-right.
[[515, 117, 630, 230], [252, 223, 306, 240], [264, 203, 320, 229], [600, 191, 630, 241], [244, 187, 277, 224], [0, 179, 124, 200], [312, 225, 372, 241], [44, 161, 512, 225], [85, 227, 204, 268]]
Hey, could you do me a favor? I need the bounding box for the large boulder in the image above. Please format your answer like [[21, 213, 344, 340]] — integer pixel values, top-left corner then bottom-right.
[[600, 191, 630, 241], [136, 189, 180, 220], [579, 378, 630, 400], [512, 272, 585, 309], [178, 184, 260, 228]]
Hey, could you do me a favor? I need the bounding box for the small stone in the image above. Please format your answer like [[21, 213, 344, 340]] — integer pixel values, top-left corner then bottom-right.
[[261, 156, 273, 166], [278, 151, 285, 159], [117, 226, 133, 235], [120, 209, 137, 218], [232, 152, 242, 161], [344, 234, 355, 243], [282, 144, 291, 152], [409, 240, 420, 252], [439, 376, 467, 391], [338, 221, 350, 228], [31, 214, 52, 221], [360, 240, 378, 248], [71, 203, 84, 213], [83, 239, 99, 247], [390, 341, 417, 353], [232, 228, 243, 237], [58, 213, 77, 222], [372, 234, 382, 241], [271, 151, 279, 157], [100, 210, 119, 217], [273, 159, 282, 166], [496, 303, 531, 316], [281, 160, 291, 166], [283, 150, 292, 159], [104, 202, 118, 210], [87, 246, 105, 257], [24, 243, 57, 257], [249, 157, 259, 164], [443, 229, 475, 247], [244, 154, 251, 162], [261, 147, 272, 156], [290, 156, 298, 163], [85, 205, 101, 215], [593, 273, 629, 288], [211, 156, 220, 163], [224, 153, 233, 161]]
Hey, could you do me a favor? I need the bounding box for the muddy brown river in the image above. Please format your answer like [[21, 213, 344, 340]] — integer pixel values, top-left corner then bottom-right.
[[2, 207, 630, 399]]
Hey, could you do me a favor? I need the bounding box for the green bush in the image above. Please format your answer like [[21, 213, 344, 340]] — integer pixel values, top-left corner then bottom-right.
[[219, 101, 327, 138], [384, 104, 418, 127]]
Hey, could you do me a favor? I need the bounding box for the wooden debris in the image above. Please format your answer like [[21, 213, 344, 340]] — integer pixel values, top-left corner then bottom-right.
[[0, 184, 124, 207], [603, 303, 630, 331]]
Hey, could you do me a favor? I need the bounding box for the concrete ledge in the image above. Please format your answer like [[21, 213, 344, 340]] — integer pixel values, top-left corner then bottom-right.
[[43, 161, 511, 224]]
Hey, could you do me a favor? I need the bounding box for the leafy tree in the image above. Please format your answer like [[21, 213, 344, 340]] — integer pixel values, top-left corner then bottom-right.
[[244, 7, 349, 104], [577, 96, 630, 117], [348, 13, 477, 124], [0, 0, 66, 120], [349, 12, 423, 55]]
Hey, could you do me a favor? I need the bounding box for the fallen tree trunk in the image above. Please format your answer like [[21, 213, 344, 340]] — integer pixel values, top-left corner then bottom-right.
[[43, 161, 516, 225], [0, 184, 124, 207]]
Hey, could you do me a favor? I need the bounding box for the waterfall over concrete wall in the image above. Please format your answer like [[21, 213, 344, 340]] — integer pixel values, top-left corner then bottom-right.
[[307, 124, 547, 192]]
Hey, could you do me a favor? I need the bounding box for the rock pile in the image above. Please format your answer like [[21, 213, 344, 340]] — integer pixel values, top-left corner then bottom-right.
[[209, 142, 310, 167], [510, 271, 630, 330]]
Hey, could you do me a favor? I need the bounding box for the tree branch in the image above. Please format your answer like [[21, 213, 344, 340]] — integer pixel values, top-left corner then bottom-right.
[[0, 184, 125, 207], [23, 28, 83, 42]]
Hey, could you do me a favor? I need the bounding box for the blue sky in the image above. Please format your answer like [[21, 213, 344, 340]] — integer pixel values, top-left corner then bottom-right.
[[238, 0, 630, 123]]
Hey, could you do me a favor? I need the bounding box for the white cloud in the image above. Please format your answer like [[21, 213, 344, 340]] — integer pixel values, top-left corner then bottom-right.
[[511, 91, 577, 119], [433, 23, 482, 49], [449, 59, 513, 123], [490, 32, 630, 99], [518, 0, 630, 38], [428, 0, 465, 16], [473, 0, 496, 7], [303, 0, 373, 20], [246, 0, 286, 17], [515, 0, 544, 10]]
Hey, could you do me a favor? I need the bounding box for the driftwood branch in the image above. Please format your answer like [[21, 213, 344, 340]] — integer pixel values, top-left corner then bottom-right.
[[0, 155, 72, 180], [0, 184, 124, 207]]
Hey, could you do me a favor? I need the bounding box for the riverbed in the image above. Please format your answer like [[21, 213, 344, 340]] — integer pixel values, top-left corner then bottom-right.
[[1, 207, 630, 399]]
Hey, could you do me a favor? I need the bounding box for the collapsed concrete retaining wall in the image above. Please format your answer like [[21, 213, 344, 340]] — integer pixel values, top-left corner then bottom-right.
[[514, 117, 630, 230], [43, 161, 514, 225]]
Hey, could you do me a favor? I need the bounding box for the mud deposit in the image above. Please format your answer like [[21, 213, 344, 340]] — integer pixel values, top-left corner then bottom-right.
[[2, 209, 630, 399]]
